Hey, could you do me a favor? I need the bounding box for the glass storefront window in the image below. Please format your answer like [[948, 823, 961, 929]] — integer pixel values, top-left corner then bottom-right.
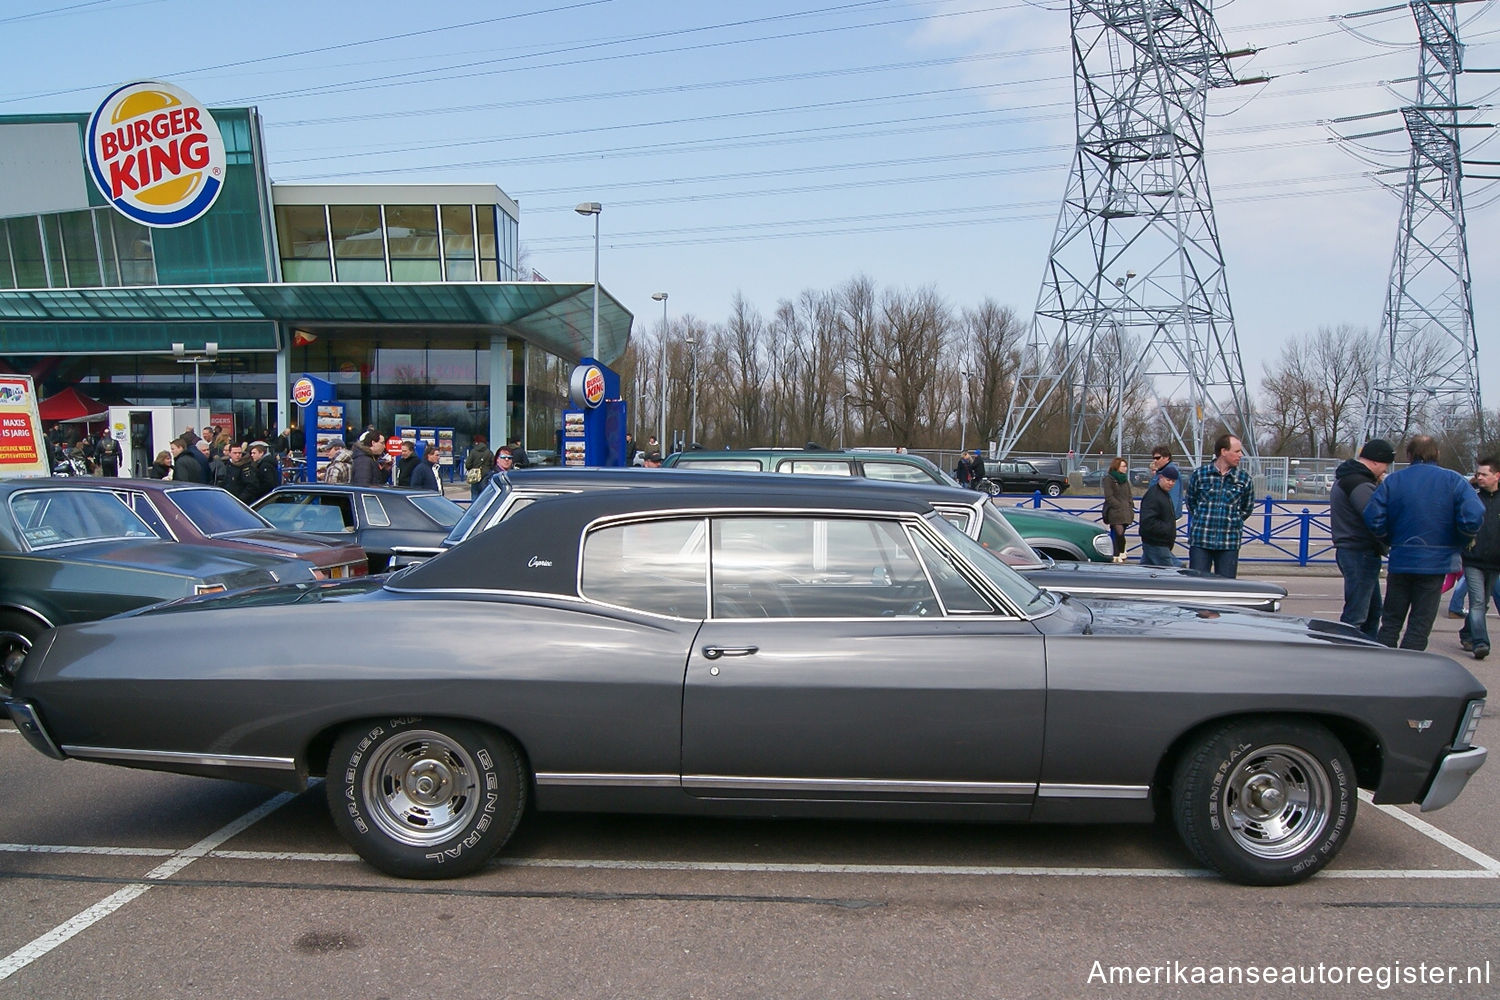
[[110, 213, 156, 285], [386, 204, 440, 282], [441, 205, 475, 281], [0, 223, 12, 289], [7, 217, 45, 288], [276, 205, 332, 282], [60, 211, 101, 287], [478, 206, 498, 282], [330, 205, 385, 282], [43, 216, 66, 286]]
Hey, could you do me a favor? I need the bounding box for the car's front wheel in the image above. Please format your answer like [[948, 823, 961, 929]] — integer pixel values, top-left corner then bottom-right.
[[0, 610, 44, 664], [1171, 718, 1355, 885], [327, 717, 527, 879]]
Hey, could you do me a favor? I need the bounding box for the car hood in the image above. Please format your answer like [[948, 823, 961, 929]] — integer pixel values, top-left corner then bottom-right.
[[1025, 560, 1287, 605], [44, 538, 318, 585]]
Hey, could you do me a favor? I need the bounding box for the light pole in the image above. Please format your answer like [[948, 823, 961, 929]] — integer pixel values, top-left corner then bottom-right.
[[574, 202, 602, 360], [651, 292, 668, 449], [959, 370, 976, 453], [172, 340, 218, 428], [684, 330, 698, 448], [840, 392, 857, 450], [1112, 271, 1135, 457]]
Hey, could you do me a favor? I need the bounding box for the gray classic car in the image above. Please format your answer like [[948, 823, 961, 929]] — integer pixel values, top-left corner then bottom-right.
[[2, 482, 1486, 886], [451, 467, 1287, 610]]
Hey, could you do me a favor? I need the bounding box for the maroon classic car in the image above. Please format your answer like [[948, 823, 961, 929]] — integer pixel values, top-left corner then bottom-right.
[[65, 478, 367, 579]]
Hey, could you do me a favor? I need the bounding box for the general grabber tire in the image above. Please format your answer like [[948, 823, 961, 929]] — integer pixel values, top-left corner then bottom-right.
[[327, 717, 527, 879], [1171, 718, 1356, 886]]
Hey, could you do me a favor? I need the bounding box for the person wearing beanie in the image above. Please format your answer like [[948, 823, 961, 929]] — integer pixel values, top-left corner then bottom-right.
[[1138, 460, 1180, 566], [1363, 435, 1484, 651], [1330, 438, 1395, 639]]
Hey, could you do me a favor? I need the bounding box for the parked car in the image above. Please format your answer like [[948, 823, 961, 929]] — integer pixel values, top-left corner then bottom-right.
[[997, 506, 1115, 562], [1077, 465, 1105, 487], [61, 478, 367, 579], [449, 468, 1285, 611], [3, 481, 1483, 885], [984, 459, 1069, 497], [250, 485, 464, 572], [663, 446, 952, 485], [0, 480, 318, 658]]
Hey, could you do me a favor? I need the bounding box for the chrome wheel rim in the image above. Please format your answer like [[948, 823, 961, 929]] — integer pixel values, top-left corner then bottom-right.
[[1222, 743, 1331, 860], [362, 730, 480, 847]]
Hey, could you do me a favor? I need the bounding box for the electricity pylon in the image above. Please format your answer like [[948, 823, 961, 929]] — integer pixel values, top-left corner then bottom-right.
[[997, 0, 1260, 465], [1362, 1, 1485, 443]]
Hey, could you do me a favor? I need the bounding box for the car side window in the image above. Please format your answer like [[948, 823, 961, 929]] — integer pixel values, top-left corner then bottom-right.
[[673, 458, 762, 472], [907, 529, 994, 613], [360, 495, 390, 527], [778, 459, 854, 476], [860, 461, 930, 483], [581, 518, 708, 619], [709, 516, 937, 619]]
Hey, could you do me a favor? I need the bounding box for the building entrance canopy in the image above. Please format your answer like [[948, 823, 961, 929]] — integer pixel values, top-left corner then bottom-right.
[[0, 281, 631, 363]]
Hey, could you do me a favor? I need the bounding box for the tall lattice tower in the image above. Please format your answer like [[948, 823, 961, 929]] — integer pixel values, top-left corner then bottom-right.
[[1363, 1, 1484, 442], [997, 0, 1258, 465]]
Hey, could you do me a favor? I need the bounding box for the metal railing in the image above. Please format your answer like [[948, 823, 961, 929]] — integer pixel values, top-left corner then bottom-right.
[[1003, 492, 1336, 566]]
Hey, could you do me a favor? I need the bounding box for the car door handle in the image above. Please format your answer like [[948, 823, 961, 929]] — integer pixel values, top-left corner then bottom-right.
[[702, 645, 758, 660]]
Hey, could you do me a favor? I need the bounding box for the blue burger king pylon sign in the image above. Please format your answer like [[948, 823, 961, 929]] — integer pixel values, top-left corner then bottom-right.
[[86, 81, 226, 228]]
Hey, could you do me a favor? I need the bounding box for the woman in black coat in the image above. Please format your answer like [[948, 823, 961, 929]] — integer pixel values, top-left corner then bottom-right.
[[1101, 456, 1135, 563]]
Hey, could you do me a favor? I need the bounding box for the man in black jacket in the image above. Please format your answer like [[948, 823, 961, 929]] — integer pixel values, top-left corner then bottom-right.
[[1331, 438, 1394, 640], [246, 441, 280, 501], [1138, 462, 1179, 566], [1459, 456, 1500, 659], [169, 438, 204, 483]]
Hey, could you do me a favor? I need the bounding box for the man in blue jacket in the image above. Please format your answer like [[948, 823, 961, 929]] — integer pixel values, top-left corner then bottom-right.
[[1363, 435, 1485, 650]]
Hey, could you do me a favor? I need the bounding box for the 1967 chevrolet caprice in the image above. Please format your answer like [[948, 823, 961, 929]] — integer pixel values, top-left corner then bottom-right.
[[2, 482, 1486, 885]]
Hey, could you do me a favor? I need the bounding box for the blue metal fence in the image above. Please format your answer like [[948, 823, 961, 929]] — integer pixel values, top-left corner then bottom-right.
[[1006, 493, 1336, 567]]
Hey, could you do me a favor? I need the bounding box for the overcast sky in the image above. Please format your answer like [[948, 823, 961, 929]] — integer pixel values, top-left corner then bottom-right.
[[4, 0, 1496, 405]]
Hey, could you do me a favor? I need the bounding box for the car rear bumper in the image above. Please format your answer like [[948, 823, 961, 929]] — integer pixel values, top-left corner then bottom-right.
[[1419, 745, 1487, 812], [3, 698, 66, 760]]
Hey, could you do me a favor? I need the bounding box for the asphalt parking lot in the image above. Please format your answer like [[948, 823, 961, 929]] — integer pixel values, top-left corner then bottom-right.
[[1, 571, 1496, 999]]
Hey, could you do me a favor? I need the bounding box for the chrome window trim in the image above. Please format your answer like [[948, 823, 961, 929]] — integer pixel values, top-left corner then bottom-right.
[[63, 745, 297, 771]]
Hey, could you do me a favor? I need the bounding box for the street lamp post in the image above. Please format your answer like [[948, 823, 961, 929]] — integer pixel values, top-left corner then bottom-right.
[[1112, 271, 1135, 457], [959, 370, 976, 452], [840, 392, 856, 450], [685, 331, 698, 448], [574, 202, 602, 360], [172, 341, 218, 429], [651, 292, 668, 450]]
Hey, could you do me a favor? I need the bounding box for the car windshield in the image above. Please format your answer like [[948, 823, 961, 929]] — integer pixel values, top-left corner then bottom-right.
[[923, 511, 1055, 615], [9, 489, 159, 549], [407, 493, 464, 526], [171, 487, 271, 536], [445, 480, 500, 544], [974, 501, 1048, 570]]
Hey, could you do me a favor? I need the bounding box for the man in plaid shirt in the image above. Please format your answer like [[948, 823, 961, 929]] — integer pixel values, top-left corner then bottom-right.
[[1186, 433, 1256, 579]]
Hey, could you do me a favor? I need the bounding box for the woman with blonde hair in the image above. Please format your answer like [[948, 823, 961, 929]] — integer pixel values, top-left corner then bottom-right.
[[1102, 456, 1135, 563]]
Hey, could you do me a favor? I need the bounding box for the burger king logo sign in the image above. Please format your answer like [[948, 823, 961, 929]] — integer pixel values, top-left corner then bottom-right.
[[568, 364, 608, 409], [292, 378, 316, 407], [86, 81, 226, 228]]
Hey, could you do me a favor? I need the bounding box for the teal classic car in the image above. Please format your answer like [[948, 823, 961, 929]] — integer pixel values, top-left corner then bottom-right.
[[998, 505, 1115, 562]]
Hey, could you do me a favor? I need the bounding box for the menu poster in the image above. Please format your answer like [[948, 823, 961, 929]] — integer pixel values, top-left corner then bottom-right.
[[0, 375, 48, 477]]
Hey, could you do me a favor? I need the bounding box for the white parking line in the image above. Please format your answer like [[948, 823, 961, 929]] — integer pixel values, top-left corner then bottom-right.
[[1361, 790, 1500, 873], [0, 792, 295, 983]]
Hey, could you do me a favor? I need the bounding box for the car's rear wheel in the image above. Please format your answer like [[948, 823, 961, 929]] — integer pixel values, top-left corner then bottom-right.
[[1044, 483, 1063, 497], [327, 717, 527, 879], [1172, 718, 1355, 885]]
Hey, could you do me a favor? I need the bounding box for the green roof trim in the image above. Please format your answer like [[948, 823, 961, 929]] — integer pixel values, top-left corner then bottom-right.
[[0, 282, 632, 362]]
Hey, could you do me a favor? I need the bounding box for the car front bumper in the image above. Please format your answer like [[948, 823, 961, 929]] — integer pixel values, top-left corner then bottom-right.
[[3, 698, 66, 760], [1420, 745, 1487, 812]]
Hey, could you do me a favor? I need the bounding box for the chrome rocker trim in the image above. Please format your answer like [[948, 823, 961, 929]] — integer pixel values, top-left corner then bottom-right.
[[62, 745, 298, 771]]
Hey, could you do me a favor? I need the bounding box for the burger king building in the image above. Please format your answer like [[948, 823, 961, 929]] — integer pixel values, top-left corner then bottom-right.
[[0, 91, 632, 470]]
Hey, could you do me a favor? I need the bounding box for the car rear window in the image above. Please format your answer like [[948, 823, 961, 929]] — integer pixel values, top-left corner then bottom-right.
[[258, 493, 355, 533], [171, 488, 269, 536]]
